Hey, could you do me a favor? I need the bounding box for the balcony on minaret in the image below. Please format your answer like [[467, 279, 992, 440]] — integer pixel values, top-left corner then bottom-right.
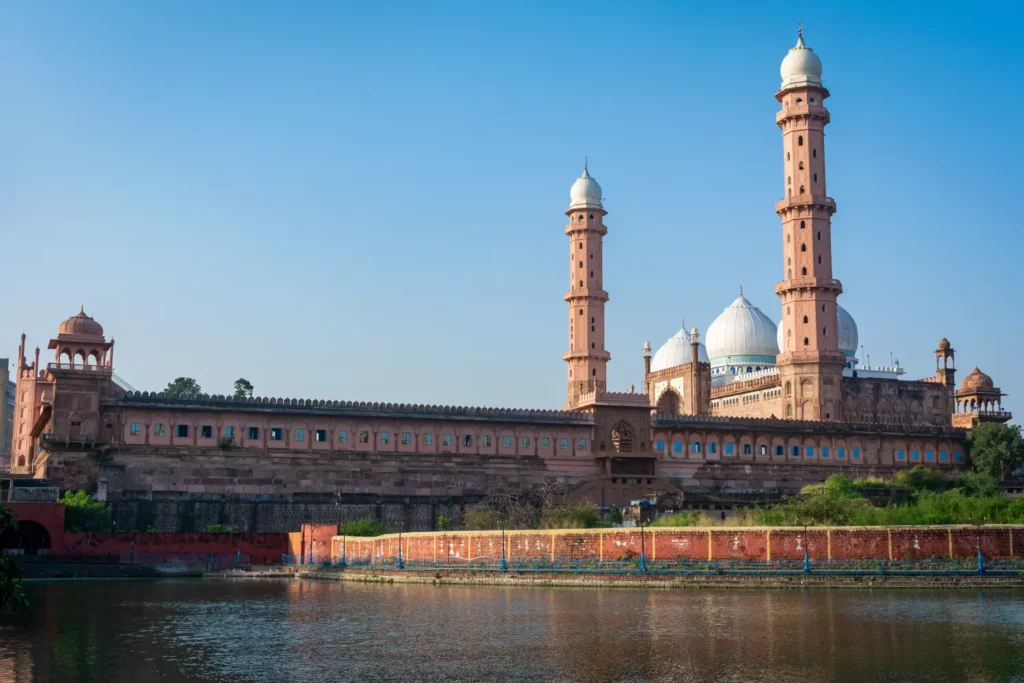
[[776, 103, 829, 125], [775, 195, 836, 214], [775, 277, 842, 296]]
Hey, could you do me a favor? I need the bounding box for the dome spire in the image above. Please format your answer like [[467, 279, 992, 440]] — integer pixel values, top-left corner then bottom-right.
[[796, 21, 804, 47], [739, 284, 743, 297], [583, 156, 589, 177]]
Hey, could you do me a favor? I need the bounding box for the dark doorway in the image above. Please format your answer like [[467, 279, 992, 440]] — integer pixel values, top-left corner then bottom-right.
[[0, 520, 53, 555]]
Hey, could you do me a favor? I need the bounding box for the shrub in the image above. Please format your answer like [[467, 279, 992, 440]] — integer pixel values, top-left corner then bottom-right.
[[61, 490, 112, 532], [204, 524, 234, 533], [541, 502, 604, 529], [436, 515, 453, 531], [893, 466, 947, 492], [341, 518, 385, 537], [954, 471, 1000, 498], [652, 511, 711, 527]]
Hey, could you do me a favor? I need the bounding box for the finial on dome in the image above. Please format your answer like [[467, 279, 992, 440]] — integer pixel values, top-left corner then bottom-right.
[[739, 284, 743, 297], [797, 21, 804, 46], [79, 305, 85, 315]]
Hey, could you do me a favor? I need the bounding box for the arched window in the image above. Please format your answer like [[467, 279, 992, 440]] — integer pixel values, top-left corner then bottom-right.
[[799, 161, 804, 170], [800, 243, 806, 252], [787, 235, 790, 243], [798, 135, 804, 146], [610, 421, 635, 453], [785, 382, 792, 396], [823, 327, 828, 336], [788, 269, 792, 278], [578, 261, 582, 267], [803, 316, 808, 323], [813, 173, 818, 183], [786, 404, 793, 417], [803, 337, 809, 346], [818, 255, 822, 264], [746, 366, 752, 373], [788, 175, 791, 185], [813, 149, 817, 158], [821, 304, 827, 312], [588, 214, 593, 219], [591, 369, 597, 376], [796, 97, 803, 105], [799, 186, 806, 195], [817, 231, 821, 241], [800, 220, 805, 229], [801, 267, 807, 275], [787, 152, 791, 160]]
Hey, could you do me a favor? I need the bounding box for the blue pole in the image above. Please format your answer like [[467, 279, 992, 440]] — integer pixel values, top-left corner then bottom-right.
[[308, 548, 313, 565], [236, 549, 241, 565], [341, 538, 347, 568], [977, 549, 985, 575], [803, 551, 810, 574]]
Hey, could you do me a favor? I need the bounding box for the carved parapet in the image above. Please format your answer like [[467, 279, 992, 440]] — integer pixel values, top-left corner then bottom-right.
[[651, 412, 967, 438], [108, 391, 594, 425]]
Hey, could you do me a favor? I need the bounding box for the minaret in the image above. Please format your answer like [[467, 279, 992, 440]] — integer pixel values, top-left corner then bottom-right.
[[564, 162, 611, 409], [774, 26, 845, 420]]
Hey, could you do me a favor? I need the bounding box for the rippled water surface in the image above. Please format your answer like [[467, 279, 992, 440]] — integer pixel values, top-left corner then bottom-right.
[[2, 580, 1024, 682]]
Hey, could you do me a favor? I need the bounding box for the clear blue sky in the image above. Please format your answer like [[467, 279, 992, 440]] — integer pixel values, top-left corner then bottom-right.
[[2, 1, 1021, 416]]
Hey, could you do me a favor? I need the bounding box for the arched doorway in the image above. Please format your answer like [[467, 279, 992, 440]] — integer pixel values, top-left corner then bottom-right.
[[0, 520, 52, 555]]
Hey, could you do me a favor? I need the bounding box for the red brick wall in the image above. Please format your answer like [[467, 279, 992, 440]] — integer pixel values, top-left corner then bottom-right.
[[333, 526, 1024, 562], [62, 532, 290, 565]]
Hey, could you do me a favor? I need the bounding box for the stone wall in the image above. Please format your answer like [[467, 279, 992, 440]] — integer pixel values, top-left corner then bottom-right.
[[335, 526, 1023, 563], [61, 531, 289, 565]]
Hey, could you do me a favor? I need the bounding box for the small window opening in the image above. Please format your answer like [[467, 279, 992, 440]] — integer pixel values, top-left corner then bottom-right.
[[803, 316, 808, 323], [803, 337, 809, 346], [798, 135, 804, 146]]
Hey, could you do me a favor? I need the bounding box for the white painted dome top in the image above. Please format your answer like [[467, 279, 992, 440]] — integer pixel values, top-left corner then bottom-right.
[[706, 294, 779, 365], [568, 162, 603, 210], [780, 26, 823, 90], [776, 303, 858, 360], [650, 326, 710, 372]]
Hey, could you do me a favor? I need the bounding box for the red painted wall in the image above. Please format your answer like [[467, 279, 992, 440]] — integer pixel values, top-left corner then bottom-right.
[[333, 526, 1024, 563], [6, 503, 66, 552], [62, 532, 290, 565]]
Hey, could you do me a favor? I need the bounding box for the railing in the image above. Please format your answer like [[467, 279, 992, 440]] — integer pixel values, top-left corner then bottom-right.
[[46, 362, 112, 373], [300, 553, 1020, 577]]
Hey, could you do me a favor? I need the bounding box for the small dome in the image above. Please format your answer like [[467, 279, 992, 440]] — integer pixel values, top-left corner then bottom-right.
[[775, 303, 858, 359], [650, 327, 710, 372], [961, 366, 995, 391], [58, 307, 104, 339], [938, 337, 951, 351], [837, 305, 858, 357], [780, 28, 823, 90], [569, 163, 602, 210], [706, 295, 779, 365]]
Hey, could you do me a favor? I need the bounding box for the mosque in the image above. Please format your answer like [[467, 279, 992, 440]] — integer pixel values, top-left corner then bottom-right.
[[5, 30, 1013, 515], [565, 28, 1010, 429]]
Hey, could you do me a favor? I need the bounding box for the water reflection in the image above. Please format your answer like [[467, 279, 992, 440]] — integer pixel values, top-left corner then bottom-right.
[[1, 580, 1023, 682]]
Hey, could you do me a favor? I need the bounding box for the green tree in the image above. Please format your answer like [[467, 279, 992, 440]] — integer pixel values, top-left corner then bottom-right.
[[61, 490, 113, 532], [233, 378, 254, 399], [0, 503, 27, 611], [165, 377, 202, 399], [968, 423, 1024, 481], [341, 518, 385, 537]]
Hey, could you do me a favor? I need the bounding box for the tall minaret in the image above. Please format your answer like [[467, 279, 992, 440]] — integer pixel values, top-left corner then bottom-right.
[[564, 162, 611, 409], [774, 27, 845, 421]]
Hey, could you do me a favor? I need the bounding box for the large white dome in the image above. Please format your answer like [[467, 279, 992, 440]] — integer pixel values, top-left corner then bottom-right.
[[706, 295, 779, 366], [780, 29, 823, 90], [569, 163, 602, 210], [776, 304, 858, 359], [650, 327, 709, 372]]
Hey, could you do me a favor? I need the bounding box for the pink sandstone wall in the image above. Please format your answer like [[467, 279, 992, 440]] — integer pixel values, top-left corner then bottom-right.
[[333, 526, 1024, 563]]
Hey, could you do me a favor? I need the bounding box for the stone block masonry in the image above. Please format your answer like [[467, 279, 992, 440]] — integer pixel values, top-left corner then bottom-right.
[[334, 526, 1024, 563]]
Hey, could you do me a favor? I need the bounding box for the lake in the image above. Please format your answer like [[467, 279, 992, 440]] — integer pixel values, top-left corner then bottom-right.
[[1, 579, 1023, 682]]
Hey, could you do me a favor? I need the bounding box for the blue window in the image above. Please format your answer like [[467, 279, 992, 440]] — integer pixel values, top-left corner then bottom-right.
[[674, 441, 683, 453], [852, 448, 861, 459], [709, 442, 717, 454], [725, 442, 734, 455], [940, 450, 948, 462], [954, 452, 963, 463], [691, 442, 702, 454], [926, 450, 934, 462], [911, 449, 919, 461], [837, 447, 845, 459], [806, 446, 814, 457], [822, 447, 829, 458], [790, 446, 800, 456], [775, 445, 784, 455], [578, 438, 587, 449], [656, 440, 665, 452], [896, 449, 905, 460]]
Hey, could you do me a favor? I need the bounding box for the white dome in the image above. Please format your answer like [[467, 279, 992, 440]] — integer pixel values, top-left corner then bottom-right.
[[569, 163, 602, 210], [650, 327, 710, 372], [837, 305, 858, 358], [706, 295, 779, 365], [775, 304, 858, 359], [780, 29, 823, 90]]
